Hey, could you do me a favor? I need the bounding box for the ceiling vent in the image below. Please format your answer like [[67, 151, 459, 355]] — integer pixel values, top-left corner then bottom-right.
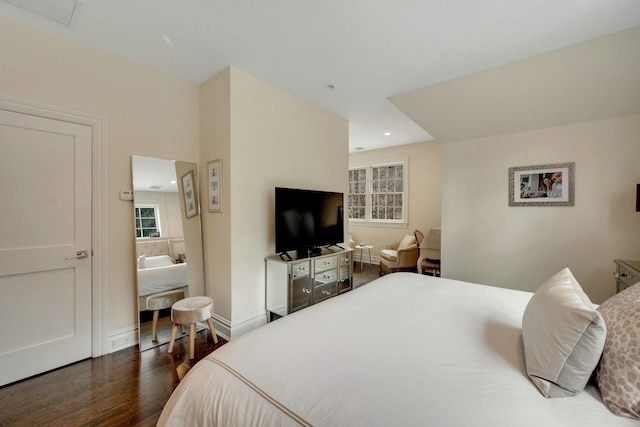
[[2, 0, 81, 27]]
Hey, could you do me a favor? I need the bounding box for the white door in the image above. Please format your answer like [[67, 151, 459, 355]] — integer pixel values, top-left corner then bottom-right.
[[0, 109, 92, 386]]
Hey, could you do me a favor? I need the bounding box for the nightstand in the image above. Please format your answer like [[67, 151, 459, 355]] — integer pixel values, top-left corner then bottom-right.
[[613, 259, 640, 293]]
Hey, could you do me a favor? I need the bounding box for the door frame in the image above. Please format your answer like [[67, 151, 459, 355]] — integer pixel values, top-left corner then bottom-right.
[[0, 94, 109, 357]]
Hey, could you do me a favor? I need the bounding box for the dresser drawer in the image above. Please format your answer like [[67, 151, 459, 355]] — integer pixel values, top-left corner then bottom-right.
[[314, 257, 337, 272], [614, 260, 640, 293], [338, 253, 352, 266], [314, 270, 337, 285], [291, 263, 310, 279], [313, 281, 337, 303]]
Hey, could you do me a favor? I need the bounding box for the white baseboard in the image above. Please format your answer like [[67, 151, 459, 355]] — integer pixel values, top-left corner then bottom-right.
[[212, 310, 267, 341], [108, 325, 137, 353], [107, 311, 267, 352], [354, 253, 380, 265]]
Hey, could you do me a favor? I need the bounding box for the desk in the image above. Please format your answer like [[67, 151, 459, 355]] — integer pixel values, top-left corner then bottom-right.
[[357, 245, 373, 270]]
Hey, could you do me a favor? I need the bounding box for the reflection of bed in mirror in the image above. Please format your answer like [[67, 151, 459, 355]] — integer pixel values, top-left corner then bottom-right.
[[137, 239, 189, 298], [138, 256, 188, 296], [136, 239, 191, 348]]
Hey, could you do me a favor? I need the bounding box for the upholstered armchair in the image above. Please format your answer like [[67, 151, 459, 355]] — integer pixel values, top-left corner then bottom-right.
[[379, 230, 424, 275]]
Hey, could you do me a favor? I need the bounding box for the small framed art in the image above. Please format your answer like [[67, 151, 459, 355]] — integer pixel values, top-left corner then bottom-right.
[[181, 170, 198, 218], [207, 159, 222, 212], [509, 162, 574, 207]]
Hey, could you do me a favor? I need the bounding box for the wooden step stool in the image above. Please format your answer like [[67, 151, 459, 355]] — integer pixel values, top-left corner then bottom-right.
[[168, 296, 218, 359]]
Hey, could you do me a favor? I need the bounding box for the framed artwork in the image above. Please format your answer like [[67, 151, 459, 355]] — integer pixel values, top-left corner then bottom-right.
[[509, 162, 575, 206], [181, 170, 198, 218], [207, 159, 222, 212]]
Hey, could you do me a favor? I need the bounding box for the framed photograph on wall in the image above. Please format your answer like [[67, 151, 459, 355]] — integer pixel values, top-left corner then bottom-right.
[[181, 170, 198, 218], [509, 162, 575, 206], [207, 159, 222, 212]]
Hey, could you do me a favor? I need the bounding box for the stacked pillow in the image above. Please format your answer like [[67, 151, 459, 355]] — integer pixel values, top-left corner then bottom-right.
[[596, 282, 640, 419], [522, 268, 640, 420], [522, 268, 606, 397]]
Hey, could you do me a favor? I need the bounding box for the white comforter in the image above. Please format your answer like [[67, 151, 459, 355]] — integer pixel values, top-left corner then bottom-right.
[[158, 273, 636, 426], [137, 256, 188, 297]]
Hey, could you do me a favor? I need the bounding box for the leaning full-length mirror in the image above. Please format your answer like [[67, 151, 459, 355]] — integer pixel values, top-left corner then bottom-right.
[[132, 155, 205, 351]]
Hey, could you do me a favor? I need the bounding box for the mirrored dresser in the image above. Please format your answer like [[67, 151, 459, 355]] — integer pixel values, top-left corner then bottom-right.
[[613, 259, 640, 293]]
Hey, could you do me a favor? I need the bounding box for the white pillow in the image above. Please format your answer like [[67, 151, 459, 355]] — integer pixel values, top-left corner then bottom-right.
[[144, 255, 175, 268], [397, 234, 416, 251], [521, 268, 606, 398]]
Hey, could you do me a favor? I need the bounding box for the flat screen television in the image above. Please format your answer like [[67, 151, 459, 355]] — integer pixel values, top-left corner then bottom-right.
[[275, 187, 344, 256]]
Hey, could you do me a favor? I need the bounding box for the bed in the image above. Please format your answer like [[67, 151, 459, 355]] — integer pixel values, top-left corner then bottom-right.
[[158, 272, 639, 426], [137, 255, 188, 297]]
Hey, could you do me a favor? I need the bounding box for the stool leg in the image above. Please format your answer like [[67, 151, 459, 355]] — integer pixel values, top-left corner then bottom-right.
[[207, 318, 219, 344], [189, 323, 196, 359], [168, 323, 178, 354], [151, 310, 160, 342]]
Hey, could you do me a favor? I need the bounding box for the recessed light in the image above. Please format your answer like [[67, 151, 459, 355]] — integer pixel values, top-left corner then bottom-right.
[[354, 147, 365, 151], [170, 180, 176, 184], [384, 132, 391, 136], [324, 84, 336, 90]]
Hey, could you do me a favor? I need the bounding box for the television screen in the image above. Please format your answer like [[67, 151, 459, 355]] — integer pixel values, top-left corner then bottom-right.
[[275, 187, 344, 254]]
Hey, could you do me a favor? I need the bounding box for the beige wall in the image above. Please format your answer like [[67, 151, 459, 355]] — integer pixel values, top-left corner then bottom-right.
[[348, 141, 442, 261], [0, 17, 200, 334], [200, 67, 349, 337], [442, 113, 640, 303]]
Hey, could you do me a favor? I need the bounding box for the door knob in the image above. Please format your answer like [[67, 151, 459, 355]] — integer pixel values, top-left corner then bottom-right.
[[66, 250, 88, 260]]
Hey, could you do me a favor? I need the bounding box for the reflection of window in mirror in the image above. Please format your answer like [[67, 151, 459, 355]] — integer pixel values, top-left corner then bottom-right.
[[135, 205, 161, 238]]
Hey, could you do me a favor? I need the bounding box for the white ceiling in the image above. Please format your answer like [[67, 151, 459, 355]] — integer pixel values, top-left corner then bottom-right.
[[390, 26, 640, 143], [2, 0, 640, 151], [131, 155, 178, 193]]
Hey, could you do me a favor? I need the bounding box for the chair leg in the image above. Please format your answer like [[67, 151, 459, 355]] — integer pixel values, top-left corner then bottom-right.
[[168, 323, 179, 354], [207, 318, 219, 344], [189, 323, 196, 359], [151, 310, 160, 342]]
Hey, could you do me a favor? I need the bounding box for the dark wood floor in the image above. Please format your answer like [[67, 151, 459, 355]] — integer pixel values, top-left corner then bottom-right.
[[353, 259, 380, 289], [0, 262, 379, 427]]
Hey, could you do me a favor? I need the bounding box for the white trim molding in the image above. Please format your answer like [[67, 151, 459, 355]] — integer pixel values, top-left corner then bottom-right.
[[212, 310, 267, 341], [0, 95, 109, 357], [108, 325, 137, 353]]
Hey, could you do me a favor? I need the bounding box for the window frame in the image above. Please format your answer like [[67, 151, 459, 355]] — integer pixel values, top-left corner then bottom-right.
[[348, 158, 408, 228], [134, 204, 162, 238]]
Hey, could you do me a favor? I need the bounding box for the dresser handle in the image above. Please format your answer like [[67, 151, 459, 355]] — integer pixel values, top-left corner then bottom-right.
[[613, 272, 629, 278], [322, 290, 330, 295]]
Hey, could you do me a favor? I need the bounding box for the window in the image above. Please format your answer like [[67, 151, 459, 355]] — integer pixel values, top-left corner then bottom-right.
[[348, 160, 407, 226], [348, 168, 367, 220], [134, 205, 160, 238]]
